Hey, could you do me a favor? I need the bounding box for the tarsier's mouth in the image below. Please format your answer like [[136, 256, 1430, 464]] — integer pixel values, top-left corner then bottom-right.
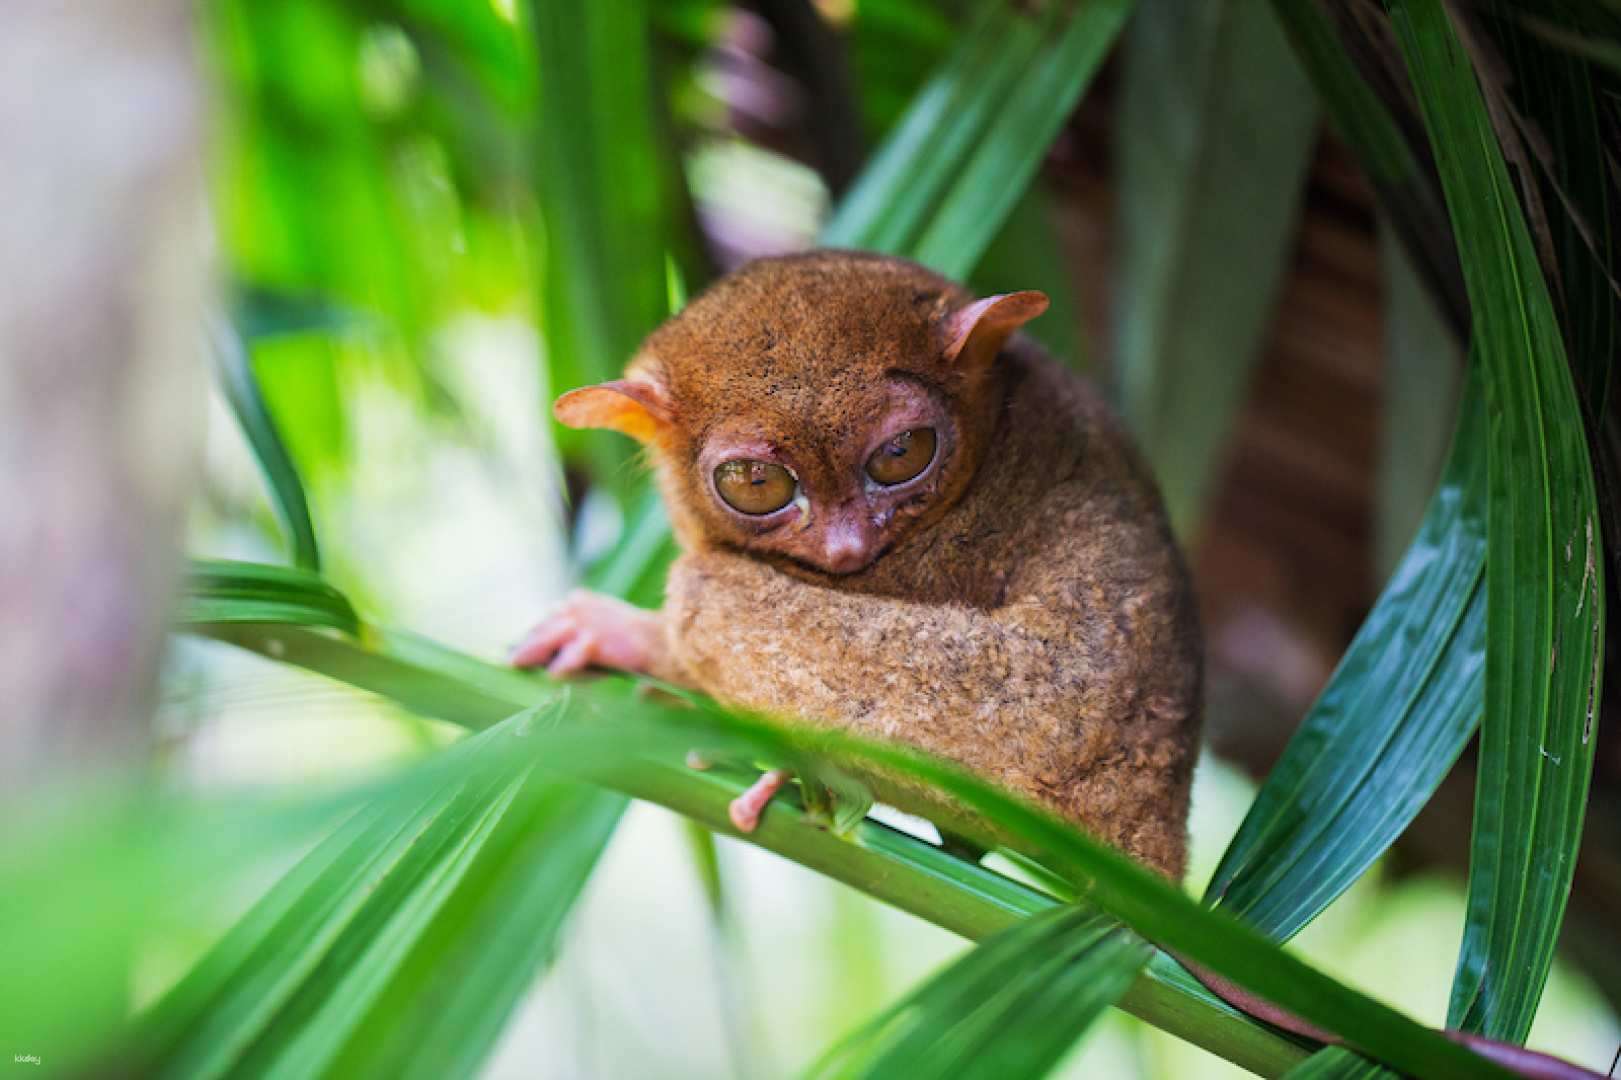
[[784, 542, 890, 578]]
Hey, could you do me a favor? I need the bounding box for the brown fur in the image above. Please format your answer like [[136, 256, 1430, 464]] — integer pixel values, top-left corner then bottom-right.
[[568, 250, 1202, 879]]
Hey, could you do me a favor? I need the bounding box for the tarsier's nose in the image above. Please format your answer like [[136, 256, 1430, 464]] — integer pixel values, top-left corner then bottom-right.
[[821, 517, 875, 574]]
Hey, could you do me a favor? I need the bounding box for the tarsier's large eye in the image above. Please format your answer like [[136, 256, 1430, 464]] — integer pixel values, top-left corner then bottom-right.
[[714, 459, 797, 515], [866, 427, 937, 486]]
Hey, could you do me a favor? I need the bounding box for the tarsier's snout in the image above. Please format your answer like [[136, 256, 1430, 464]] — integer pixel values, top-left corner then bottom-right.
[[780, 504, 880, 575], [817, 514, 878, 575]]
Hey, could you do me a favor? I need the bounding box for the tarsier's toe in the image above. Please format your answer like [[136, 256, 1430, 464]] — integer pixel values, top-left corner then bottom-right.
[[727, 795, 763, 833], [727, 769, 791, 833]]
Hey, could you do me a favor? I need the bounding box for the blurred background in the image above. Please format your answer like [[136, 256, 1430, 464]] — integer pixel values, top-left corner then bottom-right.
[[2, 0, 1617, 1075]]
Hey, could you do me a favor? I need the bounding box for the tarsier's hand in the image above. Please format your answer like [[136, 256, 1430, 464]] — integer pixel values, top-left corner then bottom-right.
[[515, 589, 784, 833], [510, 590, 666, 678]]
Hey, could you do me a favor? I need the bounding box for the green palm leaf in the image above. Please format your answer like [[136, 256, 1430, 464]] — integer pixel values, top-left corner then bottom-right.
[[821, 0, 1130, 279], [321, 777, 622, 1080], [1389, 0, 1606, 1043], [1480, 2, 1616, 408], [209, 319, 322, 572], [209, 0, 420, 334], [0, 782, 417, 1073], [1114, 0, 1319, 529], [176, 562, 1524, 1079], [807, 908, 1149, 1079], [179, 559, 359, 635], [1281, 1046, 1391, 1080], [1205, 365, 1485, 940], [129, 705, 622, 1079], [530, 0, 697, 486]]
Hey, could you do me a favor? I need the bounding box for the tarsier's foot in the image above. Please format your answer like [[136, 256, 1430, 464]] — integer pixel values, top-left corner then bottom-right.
[[510, 589, 664, 677], [728, 769, 792, 833]]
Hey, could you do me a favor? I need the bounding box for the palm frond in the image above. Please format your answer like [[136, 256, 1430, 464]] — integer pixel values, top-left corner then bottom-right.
[[530, 0, 698, 487], [175, 562, 1523, 1080], [1206, 365, 1485, 941], [1281, 1046, 1391, 1080], [1114, 0, 1320, 529], [1388, 0, 1606, 1043], [0, 768, 473, 1071], [179, 559, 359, 636], [128, 705, 621, 1078], [821, 0, 1129, 278], [208, 318, 322, 572], [807, 908, 1149, 1079]]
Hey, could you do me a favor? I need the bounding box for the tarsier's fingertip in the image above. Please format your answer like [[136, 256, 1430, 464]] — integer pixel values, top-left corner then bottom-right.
[[509, 638, 545, 668]]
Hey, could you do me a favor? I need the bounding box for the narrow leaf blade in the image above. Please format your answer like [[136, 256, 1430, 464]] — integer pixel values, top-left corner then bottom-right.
[[178, 558, 360, 636], [1206, 365, 1486, 941], [809, 908, 1149, 1080], [531, 0, 695, 487], [209, 318, 323, 572], [132, 708, 624, 1080], [822, 0, 1130, 280], [1115, 0, 1320, 530], [1388, 0, 1606, 1042]]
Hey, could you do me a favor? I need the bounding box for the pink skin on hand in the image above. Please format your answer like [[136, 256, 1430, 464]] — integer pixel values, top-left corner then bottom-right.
[[513, 592, 792, 836], [510, 590, 664, 678]]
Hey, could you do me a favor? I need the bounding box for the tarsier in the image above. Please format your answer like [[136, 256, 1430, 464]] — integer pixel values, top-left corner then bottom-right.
[[513, 249, 1201, 879], [514, 251, 1602, 1080]]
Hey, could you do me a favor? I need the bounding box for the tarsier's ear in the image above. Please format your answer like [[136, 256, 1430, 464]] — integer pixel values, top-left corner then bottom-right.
[[553, 375, 672, 443], [943, 291, 1049, 368]]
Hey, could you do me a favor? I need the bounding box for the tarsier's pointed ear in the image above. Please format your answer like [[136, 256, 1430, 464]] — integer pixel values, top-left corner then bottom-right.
[[943, 291, 1049, 367], [553, 376, 672, 443]]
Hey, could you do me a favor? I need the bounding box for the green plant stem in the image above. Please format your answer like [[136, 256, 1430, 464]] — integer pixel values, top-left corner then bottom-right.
[[191, 620, 1310, 1076]]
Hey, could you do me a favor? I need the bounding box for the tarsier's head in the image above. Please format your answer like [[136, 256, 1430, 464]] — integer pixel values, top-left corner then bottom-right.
[[555, 250, 1046, 577]]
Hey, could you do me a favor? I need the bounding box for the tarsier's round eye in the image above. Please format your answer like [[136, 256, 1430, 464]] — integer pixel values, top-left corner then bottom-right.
[[866, 427, 937, 486], [714, 459, 797, 515]]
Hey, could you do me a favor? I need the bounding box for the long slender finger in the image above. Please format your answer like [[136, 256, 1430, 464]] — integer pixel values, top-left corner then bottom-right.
[[510, 615, 576, 667], [547, 630, 599, 677], [728, 769, 791, 833]]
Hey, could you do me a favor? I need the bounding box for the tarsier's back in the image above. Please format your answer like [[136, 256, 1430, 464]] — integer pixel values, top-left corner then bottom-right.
[[530, 250, 1202, 879]]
